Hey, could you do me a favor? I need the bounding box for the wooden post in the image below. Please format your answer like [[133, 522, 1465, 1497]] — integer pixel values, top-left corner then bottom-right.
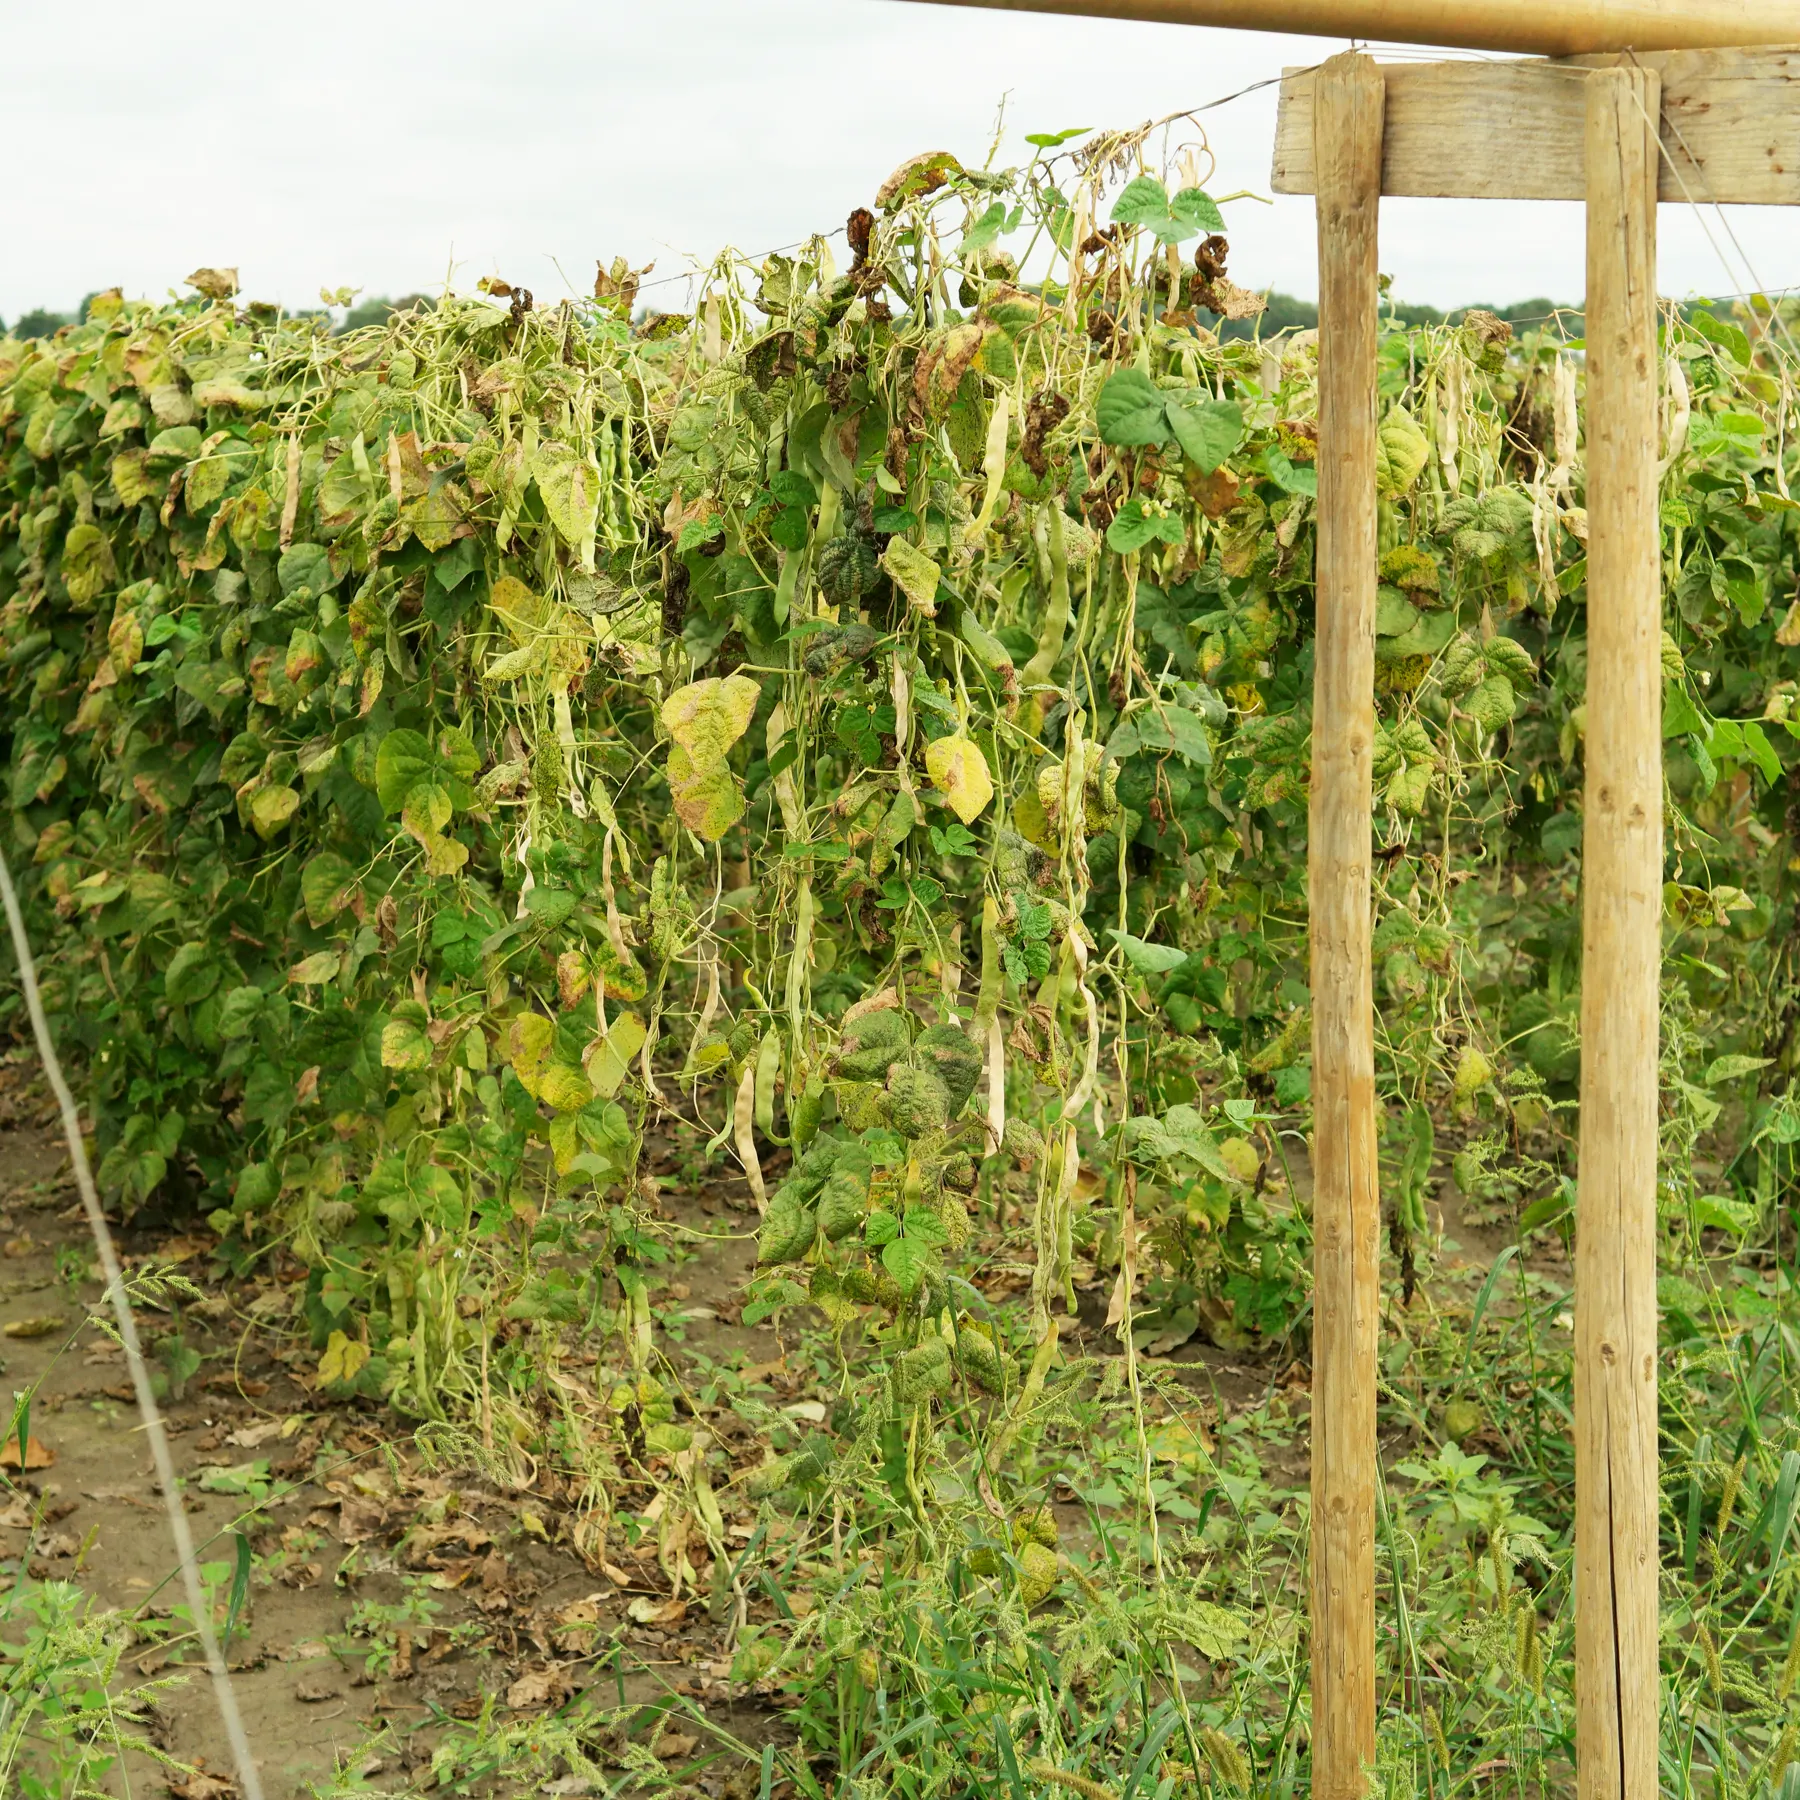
[[1309, 49, 1384, 1800], [1577, 63, 1663, 1800]]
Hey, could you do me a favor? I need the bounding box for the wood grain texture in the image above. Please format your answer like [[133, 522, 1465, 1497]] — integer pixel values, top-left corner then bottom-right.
[[1308, 49, 1384, 1800], [1273, 47, 1800, 204], [894, 0, 1800, 56], [1577, 64, 1664, 1800]]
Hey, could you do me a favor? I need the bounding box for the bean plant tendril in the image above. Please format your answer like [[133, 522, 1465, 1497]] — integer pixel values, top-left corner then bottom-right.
[[3, 122, 1800, 1796]]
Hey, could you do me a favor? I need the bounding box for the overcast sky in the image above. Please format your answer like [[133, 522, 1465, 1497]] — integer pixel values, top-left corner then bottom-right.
[[9, 0, 1800, 326]]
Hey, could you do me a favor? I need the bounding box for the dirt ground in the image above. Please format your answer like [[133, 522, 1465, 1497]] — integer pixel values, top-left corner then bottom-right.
[[0, 1109, 800, 1799]]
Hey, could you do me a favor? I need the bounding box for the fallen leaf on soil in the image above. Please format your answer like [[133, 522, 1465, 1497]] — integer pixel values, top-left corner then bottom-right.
[[154, 1235, 215, 1265], [225, 1419, 287, 1449], [627, 1595, 687, 1626], [424, 1558, 480, 1590], [167, 1771, 238, 1799], [0, 1434, 53, 1471], [506, 1665, 572, 1709], [294, 1680, 339, 1703], [782, 1400, 827, 1423], [3, 1315, 66, 1340], [334, 1496, 388, 1544], [0, 1499, 33, 1528], [401, 1521, 493, 1569], [2, 1235, 33, 1257], [38, 1531, 81, 1559], [599, 1559, 635, 1586], [652, 1727, 699, 1761]]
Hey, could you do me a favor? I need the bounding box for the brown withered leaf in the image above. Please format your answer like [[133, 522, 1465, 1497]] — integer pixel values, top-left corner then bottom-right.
[[0, 1434, 53, 1471], [333, 1496, 388, 1545], [506, 1665, 572, 1710], [184, 268, 240, 301]]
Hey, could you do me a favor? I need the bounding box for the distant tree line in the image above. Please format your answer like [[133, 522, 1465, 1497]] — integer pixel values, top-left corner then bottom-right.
[[5, 287, 1765, 344]]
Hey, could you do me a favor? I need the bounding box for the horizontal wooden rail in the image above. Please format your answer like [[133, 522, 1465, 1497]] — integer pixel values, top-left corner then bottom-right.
[[1273, 47, 1800, 203], [889, 0, 1800, 57]]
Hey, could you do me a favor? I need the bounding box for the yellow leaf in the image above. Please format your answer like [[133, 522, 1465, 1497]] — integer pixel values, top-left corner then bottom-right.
[[880, 537, 942, 616], [1012, 786, 1057, 852], [925, 734, 994, 824], [539, 1061, 595, 1112], [287, 951, 340, 986], [1375, 407, 1430, 497], [381, 1019, 432, 1070], [548, 1111, 581, 1174], [507, 1012, 555, 1098], [248, 784, 300, 839], [585, 1012, 648, 1099], [318, 1330, 370, 1387], [488, 574, 553, 642], [667, 743, 746, 841], [661, 674, 760, 768]]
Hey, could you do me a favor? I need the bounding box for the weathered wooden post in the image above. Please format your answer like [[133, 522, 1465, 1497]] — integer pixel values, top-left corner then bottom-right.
[[1577, 62, 1664, 1800], [1308, 49, 1384, 1800]]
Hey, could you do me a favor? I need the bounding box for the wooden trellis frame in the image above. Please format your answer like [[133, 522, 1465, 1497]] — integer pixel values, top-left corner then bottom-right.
[[1289, 47, 1678, 1800], [892, 3, 1800, 1795]]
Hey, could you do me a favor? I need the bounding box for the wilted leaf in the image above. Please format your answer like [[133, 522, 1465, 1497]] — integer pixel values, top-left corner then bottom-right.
[[317, 1330, 370, 1388], [185, 266, 240, 300], [287, 951, 339, 986], [381, 1019, 433, 1071], [661, 674, 760, 768], [667, 743, 746, 840], [881, 536, 942, 615], [924, 734, 994, 823], [1375, 407, 1430, 497]]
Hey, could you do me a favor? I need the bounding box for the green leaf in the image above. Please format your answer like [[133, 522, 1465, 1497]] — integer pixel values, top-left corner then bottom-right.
[[1026, 126, 1091, 148], [1111, 176, 1225, 244], [1462, 673, 1518, 732], [1663, 683, 1707, 740], [1096, 370, 1170, 448], [1165, 397, 1241, 473], [302, 852, 359, 927], [375, 728, 434, 812], [1690, 307, 1751, 366], [1106, 499, 1185, 554], [530, 441, 601, 570], [1109, 929, 1189, 975], [1109, 705, 1212, 766], [881, 1234, 935, 1297], [165, 942, 220, 1007], [1703, 1053, 1772, 1085]]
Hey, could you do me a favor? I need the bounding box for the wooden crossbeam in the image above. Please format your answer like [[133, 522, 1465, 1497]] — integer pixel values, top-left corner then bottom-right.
[[895, 0, 1800, 57], [1273, 46, 1800, 202]]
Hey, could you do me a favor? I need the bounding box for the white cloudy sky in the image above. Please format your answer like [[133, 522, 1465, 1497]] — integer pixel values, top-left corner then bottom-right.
[[9, 0, 1800, 325]]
